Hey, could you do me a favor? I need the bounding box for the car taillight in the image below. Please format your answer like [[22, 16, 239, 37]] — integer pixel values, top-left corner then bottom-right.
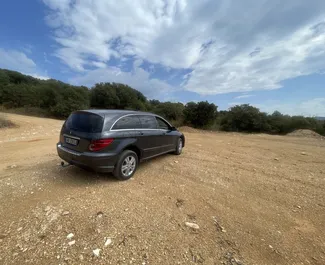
[[89, 138, 114, 151]]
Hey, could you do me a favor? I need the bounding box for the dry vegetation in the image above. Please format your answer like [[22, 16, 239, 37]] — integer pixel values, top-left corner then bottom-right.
[[0, 113, 324, 265], [0, 114, 16, 129]]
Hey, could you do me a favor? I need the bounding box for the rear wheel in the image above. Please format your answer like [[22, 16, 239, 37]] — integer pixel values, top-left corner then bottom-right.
[[174, 138, 183, 155], [113, 150, 138, 180]]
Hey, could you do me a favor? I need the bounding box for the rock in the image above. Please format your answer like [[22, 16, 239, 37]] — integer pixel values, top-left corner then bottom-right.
[[68, 240, 76, 246], [79, 255, 84, 261], [274, 158, 279, 161], [17, 227, 23, 232], [96, 211, 104, 218], [296, 205, 302, 209], [176, 199, 184, 208], [269, 245, 273, 249], [301, 152, 307, 156], [67, 233, 74, 239], [104, 238, 112, 246], [93, 248, 101, 257], [62, 211, 70, 216], [10, 165, 17, 169], [185, 222, 200, 230], [44, 206, 51, 212], [174, 160, 179, 164]]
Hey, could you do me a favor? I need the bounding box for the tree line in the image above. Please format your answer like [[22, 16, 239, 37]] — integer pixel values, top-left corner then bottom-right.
[[0, 69, 324, 135]]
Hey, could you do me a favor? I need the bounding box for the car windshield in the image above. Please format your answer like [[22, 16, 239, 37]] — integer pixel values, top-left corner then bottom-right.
[[65, 112, 103, 133]]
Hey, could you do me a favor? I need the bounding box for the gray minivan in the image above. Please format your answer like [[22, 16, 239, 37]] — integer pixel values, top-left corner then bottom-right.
[[57, 110, 185, 180]]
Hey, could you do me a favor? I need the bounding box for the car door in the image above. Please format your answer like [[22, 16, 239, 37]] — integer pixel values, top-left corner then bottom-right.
[[136, 115, 164, 159], [155, 116, 177, 153]]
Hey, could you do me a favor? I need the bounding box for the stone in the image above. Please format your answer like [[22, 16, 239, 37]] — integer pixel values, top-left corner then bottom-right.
[[104, 238, 112, 246], [93, 248, 101, 257], [68, 240, 76, 246], [185, 222, 199, 230], [67, 233, 74, 239]]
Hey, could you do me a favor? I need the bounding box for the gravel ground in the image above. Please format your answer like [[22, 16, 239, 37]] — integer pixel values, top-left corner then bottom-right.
[[0, 113, 325, 265]]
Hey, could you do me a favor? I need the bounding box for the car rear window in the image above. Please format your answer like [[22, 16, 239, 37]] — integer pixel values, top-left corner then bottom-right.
[[65, 112, 103, 133]]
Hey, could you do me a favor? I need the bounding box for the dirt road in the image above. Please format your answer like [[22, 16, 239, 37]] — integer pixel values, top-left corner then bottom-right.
[[1, 113, 325, 265]]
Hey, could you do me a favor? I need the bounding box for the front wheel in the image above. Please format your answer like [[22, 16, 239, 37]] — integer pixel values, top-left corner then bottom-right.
[[113, 150, 138, 180], [174, 138, 183, 155]]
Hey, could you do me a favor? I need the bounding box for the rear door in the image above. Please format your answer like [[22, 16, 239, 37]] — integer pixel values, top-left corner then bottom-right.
[[155, 116, 177, 152], [61, 112, 104, 152], [110, 115, 143, 147], [136, 115, 164, 159]]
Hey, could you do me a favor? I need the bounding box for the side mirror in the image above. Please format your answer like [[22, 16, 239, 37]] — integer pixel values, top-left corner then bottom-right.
[[170, 126, 177, 131]]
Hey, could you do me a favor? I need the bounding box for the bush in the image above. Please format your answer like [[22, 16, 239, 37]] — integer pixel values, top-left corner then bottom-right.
[[0, 114, 16, 128]]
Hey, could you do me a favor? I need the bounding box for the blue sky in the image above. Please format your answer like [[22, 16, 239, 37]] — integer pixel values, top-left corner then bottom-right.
[[1, 0, 325, 116]]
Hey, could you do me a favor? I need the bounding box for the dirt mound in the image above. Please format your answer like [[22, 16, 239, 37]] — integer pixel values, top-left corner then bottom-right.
[[287, 129, 323, 139]]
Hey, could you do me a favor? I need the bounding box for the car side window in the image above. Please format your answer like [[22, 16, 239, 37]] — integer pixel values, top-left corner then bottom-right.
[[156, 117, 170, 130], [139, 115, 157, 129], [112, 116, 141, 130]]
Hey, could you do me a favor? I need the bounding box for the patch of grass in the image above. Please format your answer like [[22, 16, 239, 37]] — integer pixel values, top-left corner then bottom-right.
[[1, 106, 50, 118], [0, 114, 16, 129]]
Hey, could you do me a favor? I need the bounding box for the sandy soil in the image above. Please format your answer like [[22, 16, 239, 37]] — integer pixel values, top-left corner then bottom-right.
[[0, 113, 325, 265]]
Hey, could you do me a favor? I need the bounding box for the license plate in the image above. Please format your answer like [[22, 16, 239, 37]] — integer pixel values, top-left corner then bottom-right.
[[65, 137, 78, 146]]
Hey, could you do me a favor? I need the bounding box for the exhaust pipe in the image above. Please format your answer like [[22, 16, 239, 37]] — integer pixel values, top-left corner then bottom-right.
[[61, 161, 71, 168]]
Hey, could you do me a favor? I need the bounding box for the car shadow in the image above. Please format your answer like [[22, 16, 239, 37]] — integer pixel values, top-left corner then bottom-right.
[[48, 153, 175, 186], [49, 160, 118, 186]]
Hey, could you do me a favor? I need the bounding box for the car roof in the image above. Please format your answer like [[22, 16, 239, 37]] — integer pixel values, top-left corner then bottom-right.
[[73, 109, 172, 130], [76, 109, 156, 118]]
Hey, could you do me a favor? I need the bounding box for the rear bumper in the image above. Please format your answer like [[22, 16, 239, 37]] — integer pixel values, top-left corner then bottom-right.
[[57, 143, 119, 173]]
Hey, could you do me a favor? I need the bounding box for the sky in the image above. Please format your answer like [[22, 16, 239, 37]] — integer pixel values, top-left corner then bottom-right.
[[0, 0, 325, 116]]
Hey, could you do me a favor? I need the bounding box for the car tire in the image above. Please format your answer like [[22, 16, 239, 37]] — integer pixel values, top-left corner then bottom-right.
[[174, 138, 183, 155], [113, 150, 138, 180]]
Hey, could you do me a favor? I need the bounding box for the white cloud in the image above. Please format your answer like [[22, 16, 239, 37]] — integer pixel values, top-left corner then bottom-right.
[[69, 65, 174, 99], [43, 0, 325, 95], [0, 48, 36, 72], [255, 98, 325, 117], [234, 94, 255, 99], [0, 48, 49, 79]]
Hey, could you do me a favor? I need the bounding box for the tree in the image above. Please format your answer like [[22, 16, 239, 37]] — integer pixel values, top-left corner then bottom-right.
[[184, 101, 218, 128], [220, 104, 269, 132], [90, 82, 147, 111]]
